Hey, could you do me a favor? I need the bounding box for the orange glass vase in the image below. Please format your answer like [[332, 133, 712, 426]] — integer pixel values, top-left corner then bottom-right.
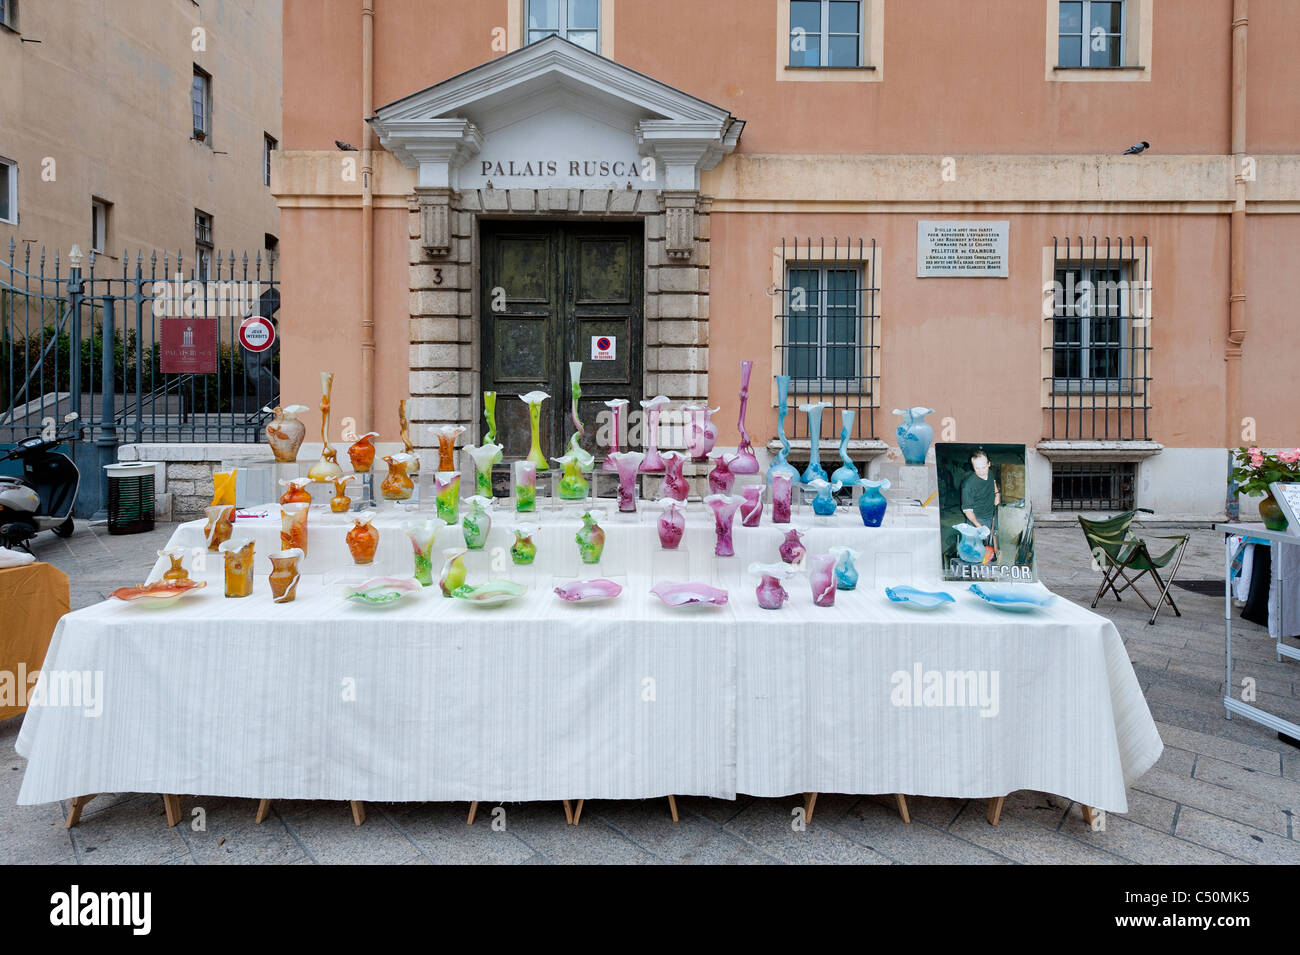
[[281, 502, 309, 554], [381, 455, 414, 501], [268, 548, 303, 603], [279, 478, 312, 505], [348, 432, 379, 473], [204, 505, 235, 551], [330, 476, 354, 513], [220, 538, 255, 597], [346, 514, 379, 564]]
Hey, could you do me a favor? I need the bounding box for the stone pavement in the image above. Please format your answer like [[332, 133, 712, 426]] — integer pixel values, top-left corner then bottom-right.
[[3, 518, 1299, 864]]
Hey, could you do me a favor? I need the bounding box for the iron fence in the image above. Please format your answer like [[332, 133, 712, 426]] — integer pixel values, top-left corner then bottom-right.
[[1, 239, 280, 447], [1044, 236, 1151, 441], [774, 237, 880, 443]]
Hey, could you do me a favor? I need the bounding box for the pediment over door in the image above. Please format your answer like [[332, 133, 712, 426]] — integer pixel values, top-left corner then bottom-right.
[[369, 35, 744, 193]]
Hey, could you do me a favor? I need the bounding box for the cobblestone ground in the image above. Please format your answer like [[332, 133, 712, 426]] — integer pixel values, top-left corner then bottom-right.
[[3, 519, 1297, 864]]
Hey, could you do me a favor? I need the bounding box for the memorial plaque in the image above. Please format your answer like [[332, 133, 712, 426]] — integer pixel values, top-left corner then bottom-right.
[[917, 221, 1009, 277]]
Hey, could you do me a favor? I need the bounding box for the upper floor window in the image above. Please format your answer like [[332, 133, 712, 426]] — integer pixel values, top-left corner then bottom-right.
[[0, 157, 15, 224], [527, 0, 599, 53], [194, 209, 213, 279], [0, 0, 16, 30], [192, 66, 211, 142], [263, 133, 277, 187], [1058, 0, 1124, 68], [785, 264, 864, 384], [789, 0, 862, 68], [91, 198, 111, 254]]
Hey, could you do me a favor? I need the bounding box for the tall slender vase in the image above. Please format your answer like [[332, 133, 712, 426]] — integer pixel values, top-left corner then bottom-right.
[[433, 471, 461, 524], [609, 451, 645, 512], [769, 375, 799, 484], [280, 502, 309, 554], [520, 391, 550, 471], [565, 361, 594, 471], [399, 399, 421, 477], [799, 402, 830, 484], [433, 424, 466, 473], [308, 371, 343, 481], [830, 409, 860, 486], [465, 443, 503, 498], [268, 548, 304, 603], [639, 396, 670, 472], [705, 494, 743, 557], [405, 519, 444, 586], [771, 472, 793, 524], [220, 538, 255, 598], [602, 398, 628, 472], [732, 360, 761, 474], [482, 391, 498, 445], [809, 554, 837, 607], [513, 460, 537, 512], [740, 484, 765, 527]]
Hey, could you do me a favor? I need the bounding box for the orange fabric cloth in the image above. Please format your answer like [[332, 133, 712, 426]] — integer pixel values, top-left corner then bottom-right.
[[0, 562, 70, 721]]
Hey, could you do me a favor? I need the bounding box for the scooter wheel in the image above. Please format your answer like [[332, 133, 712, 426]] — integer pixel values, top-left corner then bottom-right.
[[53, 517, 74, 538]]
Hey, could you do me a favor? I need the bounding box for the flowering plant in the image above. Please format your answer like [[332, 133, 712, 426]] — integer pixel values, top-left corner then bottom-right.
[[1231, 447, 1300, 497]]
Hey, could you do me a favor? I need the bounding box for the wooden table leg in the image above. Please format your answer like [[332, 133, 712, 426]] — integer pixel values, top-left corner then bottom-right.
[[804, 792, 818, 823], [350, 801, 366, 827], [65, 794, 95, 829], [466, 801, 479, 826], [562, 800, 573, 825], [254, 799, 272, 824], [894, 793, 912, 824], [1081, 804, 1095, 826], [162, 794, 182, 828], [572, 799, 585, 825], [986, 796, 1005, 826], [667, 795, 679, 822]]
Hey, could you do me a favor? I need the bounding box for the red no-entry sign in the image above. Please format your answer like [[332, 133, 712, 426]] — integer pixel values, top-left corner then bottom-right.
[[239, 315, 275, 352]]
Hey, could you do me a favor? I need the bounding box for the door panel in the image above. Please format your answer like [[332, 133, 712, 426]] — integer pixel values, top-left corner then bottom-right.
[[481, 221, 643, 468]]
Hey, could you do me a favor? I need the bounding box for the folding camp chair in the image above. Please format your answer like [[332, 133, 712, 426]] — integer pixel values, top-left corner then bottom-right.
[[1078, 508, 1189, 625]]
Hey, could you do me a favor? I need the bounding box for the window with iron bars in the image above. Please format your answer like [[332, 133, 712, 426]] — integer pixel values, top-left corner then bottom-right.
[[194, 210, 213, 281], [1044, 236, 1151, 441], [1051, 461, 1136, 510], [775, 237, 879, 443]]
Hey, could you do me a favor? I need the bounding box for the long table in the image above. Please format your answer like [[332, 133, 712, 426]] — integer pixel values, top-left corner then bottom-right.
[[16, 502, 1162, 814]]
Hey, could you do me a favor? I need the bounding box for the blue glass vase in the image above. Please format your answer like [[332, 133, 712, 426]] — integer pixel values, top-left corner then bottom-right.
[[894, 407, 936, 465], [857, 478, 890, 527], [830, 546, 859, 590], [807, 478, 841, 516], [953, 522, 990, 563], [799, 402, 830, 483]]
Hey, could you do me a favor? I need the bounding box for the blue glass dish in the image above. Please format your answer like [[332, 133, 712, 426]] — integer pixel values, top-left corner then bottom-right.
[[884, 585, 956, 610], [967, 583, 1055, 612]]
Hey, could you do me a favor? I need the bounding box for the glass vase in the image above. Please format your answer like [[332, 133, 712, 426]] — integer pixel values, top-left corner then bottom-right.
[[219, 538, 254, 597], [659, 451, 689, 501], [830, 409, 860, 486], [799, 401, 830, 484], [809, 554, 837, 607], [857, 478, 890, 527], [771, 472, 793, 524], [708, 451, 738, 495], [438, 548, 468, 597], [462, 496, 493, 549], [280, 502, 309, 554], [308, 371, 343, 481], [204, 504, 235, 551], [657, 499, 686, 549], [433, 424, 466, 473], [465, 443, 503, 498], [609, 451, 645, 512], [553, 453, 589, 501], [433, 471, 461, 524], [779, 527, 806, 565], [684, 404, 719, 463], [268, 548, 304, 603], [740, 484, 765, 527], [330, 475, 354, 513], [265, 404, 308, 463], [406, 518, 446, 586], [278, 478, 312, 505], [576, 510, 606, 564], [519, 391, 550, 471], [830, 546, 860, 590], [750, 561, 795, 610], [380, 455, 415, 501], [511, 524, 538, 565], [347, 431, 379, 473], [768, 375, 800, 486], [705, 493, 743, 557], [346, 513, 379, 564], [732, 360, 760, 474], [894, 407, 936, 465], [639, 395, 670, 471], [602, 398, 629, 472], [806, 478, 842, 517], [513, 460, 537, 512]]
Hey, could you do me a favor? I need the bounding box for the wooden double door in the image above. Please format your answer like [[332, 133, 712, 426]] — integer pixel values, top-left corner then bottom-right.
[[480, 220, 644, 465]]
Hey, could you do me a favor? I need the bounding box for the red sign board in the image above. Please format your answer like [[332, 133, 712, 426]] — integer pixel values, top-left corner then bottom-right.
[[239, 315, 275, 352], [160, 318, 218, 374]]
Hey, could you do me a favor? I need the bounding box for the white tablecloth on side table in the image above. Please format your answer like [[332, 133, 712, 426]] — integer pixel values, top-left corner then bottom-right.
[[16, 502, 1161, 812]]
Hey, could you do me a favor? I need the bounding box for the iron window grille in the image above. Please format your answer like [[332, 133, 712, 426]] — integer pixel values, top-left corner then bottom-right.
[[789, 0, 863, 67], [1045, 236, 1151, 440], [194, 210, 213, 281], [775, 237, 879, 442], [1058, 0, 1125, 68], [527, 0, 600, 52], [1052, 461, 1136, 510]]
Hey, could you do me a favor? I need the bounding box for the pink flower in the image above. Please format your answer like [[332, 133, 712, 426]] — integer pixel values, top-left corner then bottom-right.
[[1280, 449, 1300, 465], [1249, 450, 1265, 467]]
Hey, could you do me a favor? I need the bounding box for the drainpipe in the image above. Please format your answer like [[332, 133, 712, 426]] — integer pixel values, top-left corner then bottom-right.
[[360, 0, 376, 433], [1226, 0, 1247, 449]]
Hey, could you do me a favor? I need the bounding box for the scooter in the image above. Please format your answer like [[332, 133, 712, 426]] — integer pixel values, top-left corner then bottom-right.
[[0, 415, 80, 550]]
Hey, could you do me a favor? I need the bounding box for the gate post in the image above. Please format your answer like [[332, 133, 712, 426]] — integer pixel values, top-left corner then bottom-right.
[[92, 295, 118, 521]]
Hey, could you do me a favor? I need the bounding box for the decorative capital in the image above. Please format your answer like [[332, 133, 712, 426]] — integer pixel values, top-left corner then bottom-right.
[[370, 117, 483, 189]]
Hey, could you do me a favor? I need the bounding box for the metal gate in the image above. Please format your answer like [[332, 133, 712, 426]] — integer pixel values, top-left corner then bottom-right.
[[1, 240, 281, 516]]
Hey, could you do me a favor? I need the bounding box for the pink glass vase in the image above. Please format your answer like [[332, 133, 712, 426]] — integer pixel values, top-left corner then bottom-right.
[[731, 360, 760, 474], [684, 404, 719, 463], [740, 484, 765, 527], [705, 493, 743, 558], [657, 499, 685, 549], [602, 398, 629, 472], [810, 553, 837, 607], [659, 451, 689, 501], [771, 472, 793, 524], [779, 527, 806, 565], [609, 450, 645, 513], [750, 562, 794, 610], [638, 396, 670, 472], [708, 451, 738, 495]]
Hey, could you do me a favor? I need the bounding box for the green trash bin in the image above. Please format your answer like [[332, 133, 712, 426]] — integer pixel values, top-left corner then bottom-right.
[[104, 463, 156, 535]]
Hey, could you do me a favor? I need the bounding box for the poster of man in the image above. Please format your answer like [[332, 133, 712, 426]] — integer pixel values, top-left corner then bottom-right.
[[935, 442, 1036, 581]]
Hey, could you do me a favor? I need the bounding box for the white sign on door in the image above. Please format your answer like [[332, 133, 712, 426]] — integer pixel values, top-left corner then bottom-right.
[[591, 335, 616, 361]]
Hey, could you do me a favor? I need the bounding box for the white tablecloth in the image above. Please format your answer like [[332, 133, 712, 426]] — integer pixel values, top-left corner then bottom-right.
[[16, 500, 1161, 811]]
